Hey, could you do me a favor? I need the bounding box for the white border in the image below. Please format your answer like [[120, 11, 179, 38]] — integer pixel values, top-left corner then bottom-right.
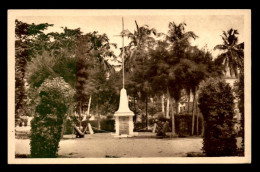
[[8, 9, 251, 164]]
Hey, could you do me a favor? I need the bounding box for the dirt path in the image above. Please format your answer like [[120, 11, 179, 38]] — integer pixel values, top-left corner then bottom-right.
[[15, 132, 203, 157]]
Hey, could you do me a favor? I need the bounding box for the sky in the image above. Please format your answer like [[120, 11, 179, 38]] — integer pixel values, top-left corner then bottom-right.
[[16, 10, 244, 61]]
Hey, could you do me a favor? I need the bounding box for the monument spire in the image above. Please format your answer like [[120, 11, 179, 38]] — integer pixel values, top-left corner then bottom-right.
[[122, 17, 125, 88], [113, 17, 136, 137]]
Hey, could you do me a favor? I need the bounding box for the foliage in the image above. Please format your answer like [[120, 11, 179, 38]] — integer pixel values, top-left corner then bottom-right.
[[234, 72, 244, 151], [122, 20, 157, 73], [153, 113, 202, 137], [121, 21, 158, 129], [148, 21, 200, 107], [175, 114, 203, 137], [75, 32, 117, 114], [30, 77, 75, 158], [154, 114, 170, 136], [214, 28, 244, 77], [25, 26, 118, 119], [15, 20, 53, 125], [198, 78, 237, 156], [100, 119, 115, 132], [90, 68, 121, 116], [80, 119, 115, 133]]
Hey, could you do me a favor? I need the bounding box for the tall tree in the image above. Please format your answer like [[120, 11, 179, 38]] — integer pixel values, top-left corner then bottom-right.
[[123, 21, 157, 129], [15, 20, 53, 125], [214, 28, 244, 78], [148, 40, 182, 136], [166, 21, 198, 136], [74, 31, 117, 116]]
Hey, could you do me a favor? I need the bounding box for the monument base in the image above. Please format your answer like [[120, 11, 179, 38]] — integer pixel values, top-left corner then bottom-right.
[[113, 88, 137, 137], [113, 113, 136, 137], [111, 133, 139, 137]]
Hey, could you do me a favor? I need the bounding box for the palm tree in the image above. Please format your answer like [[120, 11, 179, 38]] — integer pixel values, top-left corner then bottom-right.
[[167, 21, 198, 54], [214, 28, 244, 78], [166, 21, 198, 136], [121, 20, 157, 72], [121, 21, 158, 129], [75, 32, 117, 128]]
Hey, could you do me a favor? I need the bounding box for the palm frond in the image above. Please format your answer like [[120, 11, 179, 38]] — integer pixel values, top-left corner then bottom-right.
[[214, 44, 227, 50]]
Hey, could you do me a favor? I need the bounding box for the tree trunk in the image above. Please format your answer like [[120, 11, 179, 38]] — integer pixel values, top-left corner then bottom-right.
[[79, 102, 82, 127], [97, 104, 101, 130], [187, 89, 190, 113], [134, 96, 136, 113], [133, 96, 136, 123], [162, 94, 165, 115], [146, 97, 148, 130], [196, 97, 199, 135], [61, 116, 66, 139], [166, 95, 170, 118], [170, 97, 176, 136], [191, 90, 196, 135], [200, 112, 205, 137], [167, 87, 177, 137], [87, 95, 92, 116]]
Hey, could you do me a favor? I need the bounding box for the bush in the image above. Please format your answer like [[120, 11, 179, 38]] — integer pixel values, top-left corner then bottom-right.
[[153, 114, 170, 136], [100, 119, 115, 132], [198, 78, 237, 156], [30, 77, 75, 158], [175, 114, 203, 137], [134, 121, 146, 131], [80, 119, 115, 133], [175, 115, 192, 137], [63, 118, 74, 134], [234, 72, 244, 153], [153, 113, 203, 137]]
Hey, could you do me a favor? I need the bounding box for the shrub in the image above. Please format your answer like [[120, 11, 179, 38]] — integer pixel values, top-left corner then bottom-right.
[[80, 119, 115, 133], [63, 118, 74, 134], [234, 72, 244, 153], [175, 114, 203, 137], [154, 114, 170, 136], [100, 119, 115, 132], [198, 78, 237, 156], [30, 77, 75, 158], [175, 115, 192, 137], [134, 121, 146, 131], [153, 113, 202, 137]]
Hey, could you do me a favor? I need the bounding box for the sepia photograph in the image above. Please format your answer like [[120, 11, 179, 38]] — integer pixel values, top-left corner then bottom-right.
[[8, 9, 251, 164]]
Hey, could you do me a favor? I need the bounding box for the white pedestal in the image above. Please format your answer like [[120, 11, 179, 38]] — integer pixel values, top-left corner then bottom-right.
[[113, 88, 137, 137]]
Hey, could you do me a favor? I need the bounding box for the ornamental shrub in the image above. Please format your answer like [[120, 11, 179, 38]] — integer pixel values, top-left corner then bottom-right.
[[100, 119, 115, 132], [198, 78, 237, 156], [234, 72, 244, 155], [30, 77, 75, 158], [154, 113, 174, 136], [153, 113, 202, 137]]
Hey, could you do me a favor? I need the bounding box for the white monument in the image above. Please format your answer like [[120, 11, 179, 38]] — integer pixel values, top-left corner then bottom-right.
[[113, 18, 137, 137]]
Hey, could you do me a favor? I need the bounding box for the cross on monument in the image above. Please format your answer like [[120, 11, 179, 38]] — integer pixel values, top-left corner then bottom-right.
[[113, 17, 137, 137], [114, 17, 126, 88]]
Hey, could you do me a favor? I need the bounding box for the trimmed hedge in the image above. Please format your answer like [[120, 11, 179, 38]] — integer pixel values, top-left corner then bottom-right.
[[100, 119, 115, 131], [198, 78, 237, 156], [30, 77, 75, 158], [175, 115, 202, 137]]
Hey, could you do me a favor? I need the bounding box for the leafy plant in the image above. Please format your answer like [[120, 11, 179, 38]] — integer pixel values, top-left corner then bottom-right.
[[214, 28, 244, 77], [30, 77, 75, 158], [234, 72, 244, 154], [198, 78, 237, 156]]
